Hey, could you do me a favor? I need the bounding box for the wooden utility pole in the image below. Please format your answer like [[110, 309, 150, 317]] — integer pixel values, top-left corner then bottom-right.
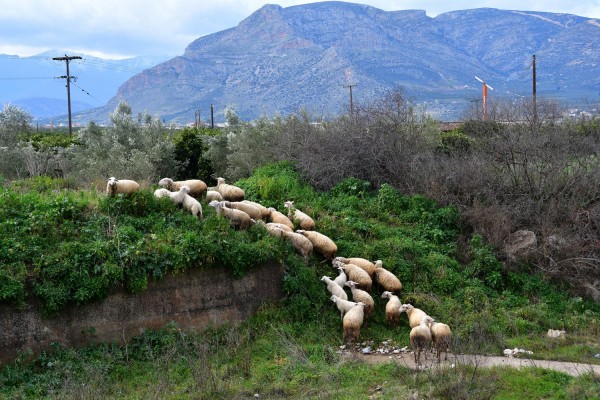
[[210, 104, 214, 129], [53, 54, 81, 137], [344, 83, 356, 116], [532, 54, 537, 122]]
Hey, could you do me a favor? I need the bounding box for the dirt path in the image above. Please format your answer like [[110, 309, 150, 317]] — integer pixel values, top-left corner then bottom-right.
[[343, 352, 600, 377]]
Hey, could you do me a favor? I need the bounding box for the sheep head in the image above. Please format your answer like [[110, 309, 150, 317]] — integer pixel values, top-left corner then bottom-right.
[[381, 291, 392, 299], [398, 303, 412, 314], [158, 177, 173, 189], [344, 280, 357, 288], [107, 177, 118, 186]]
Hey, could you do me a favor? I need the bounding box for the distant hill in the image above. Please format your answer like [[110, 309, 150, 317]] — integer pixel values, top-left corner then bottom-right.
[[62, 3, 600, 122], [0, 50, 170, 120]]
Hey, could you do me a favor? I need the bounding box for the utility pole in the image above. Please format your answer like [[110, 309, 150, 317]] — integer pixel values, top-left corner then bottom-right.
[[532, 54, 537, 123], [210, 104, 215, 129], [344, 83, 356, 116], [53, 54, 81, 137]]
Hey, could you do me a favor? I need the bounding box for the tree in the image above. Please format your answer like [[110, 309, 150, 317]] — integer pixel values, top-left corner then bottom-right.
[[0, 103, 32, 147]]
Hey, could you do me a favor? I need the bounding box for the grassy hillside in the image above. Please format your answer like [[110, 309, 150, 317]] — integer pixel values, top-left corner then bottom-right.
[[1, 162, 599, 399]]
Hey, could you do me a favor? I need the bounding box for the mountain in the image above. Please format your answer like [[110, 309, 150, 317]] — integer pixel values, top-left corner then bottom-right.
[[0, 50, 171, 120], [81, 3, 600, 122]]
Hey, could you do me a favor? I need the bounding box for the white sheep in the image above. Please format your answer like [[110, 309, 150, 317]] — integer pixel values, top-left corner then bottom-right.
[[330, 295, 358, 320], [254, 220, 285, 237], [242, 200, 271, 219], [410, 315, 434, 365], [373, 260, 402, 293], [335, 260, 372, 292], [399, 303, 429, 328], [428, 319, 452, 363], [297, 229, 337, 260], [158, 178, 207, 198], [206, 190, 223, 202], [154, 188, 171, 198], [268, 207, 295, 230], [381, 291, 402, 326], [343, 302, 366, 343], [208, 200, 251, 229], [281, 230, 313, 262], [320, 276, 347, 301], [216, 177, 245, 201], [284, 200, 315, 230], [166, 186, 202, 218], [223, 201, 262, 220], [334, 257, 377, 278], [266, 222, 293, 232], [106, 177, 140, 196], [333, 264, 347, 288], [345, 281, 374, 318]]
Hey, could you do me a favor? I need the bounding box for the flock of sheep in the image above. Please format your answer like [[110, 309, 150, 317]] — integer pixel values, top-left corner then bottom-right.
[[105, 175, 452, 365]]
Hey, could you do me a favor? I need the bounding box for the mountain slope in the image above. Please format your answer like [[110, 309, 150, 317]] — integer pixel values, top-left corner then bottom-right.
[[83, 2, 600, 122]]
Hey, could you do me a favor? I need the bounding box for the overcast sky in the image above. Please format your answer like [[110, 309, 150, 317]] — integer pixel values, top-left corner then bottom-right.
[[1, 0, 599, 59]]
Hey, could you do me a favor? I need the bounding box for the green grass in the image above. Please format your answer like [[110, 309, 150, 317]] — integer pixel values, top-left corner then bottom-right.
[[1, 161, 599, 398]]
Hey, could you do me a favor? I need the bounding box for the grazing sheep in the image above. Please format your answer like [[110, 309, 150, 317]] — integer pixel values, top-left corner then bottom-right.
[[381, 291, 402, 326], [106, 177, 140, 196], [345, 281, 374, 318], [297, 229, 337, 260], [266, 222, 293, 232], [208, 200, 251, 229], [158, 178, 207, 198], [335, 260, 372, 292], [281, 230, 313, 262], [428, 319, 452, 363], [216, 177, 245, 201], [206, 190, 223, 202], [284, 200, 316, 230], [223, 201, 262, 220], [255, 220, 285, 237], [330, 295, 358, 320], [242, 200, 271, 219], [168, 186, 190, 205], [343, 302, 366, 343], [410, 316, 434, 365], [180, 191, 203, 218], [321, 276, 347, 301], [268, 207, 295, 230], [399, 303, 429, 328], [333, 265, 347, 288], [373, 260, 402, 293], [335, 257, 377, 278], [154, 188, 171, 198]]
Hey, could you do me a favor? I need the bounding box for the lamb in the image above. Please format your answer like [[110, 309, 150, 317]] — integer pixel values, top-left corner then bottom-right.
[[297, 229, 337, 260], [335, 260, 372, 292], [154, 188, 171, 198], [398, 303, 429, 328], [333, 264, 347, 288], [428, 319, 452, 363], [208, 200, 251, 229], [345, 281, 374, 318], [167, 186, 202, 217], [330, 295, 358, 320], [284, 200, 316, 230], [410, 315, 434, 365], [281, 230, 313, 262], [106, 177, 140, 196], [266, 222, 293, 232], [334, 257, 377, 278], [320, 276, 348, 301], [216, 177, 245, 201], [373, 260, 402, 293], [242, 200, 271, 220], [223, 201, 262, 220], [343, 302, 366, 343], [268, 207, 295, 230], [381, 291, 402, 326], [206, 190, 223, 202], [158, 178, 207, 198]]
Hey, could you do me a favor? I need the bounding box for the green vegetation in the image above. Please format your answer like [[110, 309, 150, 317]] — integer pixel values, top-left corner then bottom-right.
[[1, 162, 599, 398]]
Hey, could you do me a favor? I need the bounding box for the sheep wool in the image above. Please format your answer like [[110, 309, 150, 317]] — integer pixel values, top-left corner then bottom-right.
[[242, 200, 271, 220], [106, 177, 140, 196], [284, 201, 316, 230], [399, 303, 429, 328], [333, 265, 347, 288], [343, 302, 366, 343], [335, 257, 377, 278], [266, 222, 293, 232], [268, 208, 295, 230], [154, 188, 171, 198], [206, 190, 223, 202], [330, 295, 358, 320], [208, 200, 252, 229], [345, 281, 374, 318], [336, 261, 372, 292], [320, 276, 347, 301], [216, 177, 245, 201], [223, 201, 262, 220], [429, 320, 452, 363], [410, 316, 434, 365], [381, 291, 402, 326], [255, 220, 285, 237], [373, 261, 403, 293], [158, 178, 207, 198], [181, 192, 203, 218], [297, 229, 337, 260], [281, 230, 313, 262], [168, 186, 190, 205]]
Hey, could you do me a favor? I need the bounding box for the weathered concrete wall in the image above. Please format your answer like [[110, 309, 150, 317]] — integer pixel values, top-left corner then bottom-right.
[[0, 262, 284, 365]]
